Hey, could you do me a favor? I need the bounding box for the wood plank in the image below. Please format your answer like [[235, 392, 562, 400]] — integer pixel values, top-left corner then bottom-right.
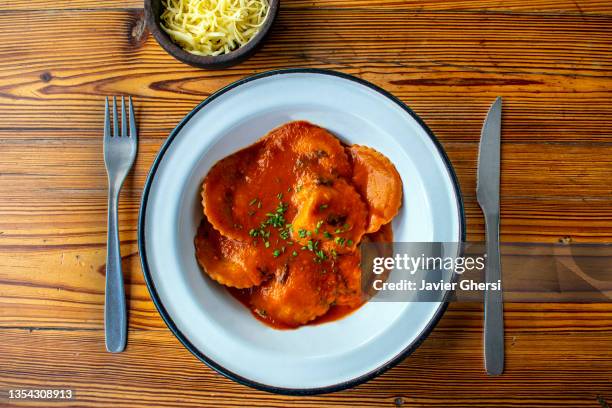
[[2, 0, 612, 14], [289, 0, 612, 13], [1, 139, 611, 197], [1, 192, 611, 330], [2, 241, 612, 331], [469, 197, 612, 242], [0, 242, 161, 330], [0, 0, 140, 10], [0, 185, 610, 330], [450, 142, 612, 198], [0, 10, 610, 143], [0, 326, 610, 407], [0, 188, 610, 327], [1, 190, 611, 247], [1, 10, 609, 73]]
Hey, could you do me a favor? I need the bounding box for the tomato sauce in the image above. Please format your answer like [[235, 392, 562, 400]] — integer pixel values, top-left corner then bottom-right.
[[227, 287, 362, 330]]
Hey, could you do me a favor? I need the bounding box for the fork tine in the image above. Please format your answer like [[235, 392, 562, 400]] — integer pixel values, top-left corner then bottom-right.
[[113, 96, 118, 137], [121, 96, 127, 137], [104, 97, 110, 140], [129, 96, 137, 139]]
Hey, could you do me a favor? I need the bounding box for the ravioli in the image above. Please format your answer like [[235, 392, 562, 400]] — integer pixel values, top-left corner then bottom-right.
[[290, 178, 367, 254], [249, 254, 338, 327], [335, 252, 363, 307], [202, 121, 351, 242], [195, 121, 403, 329], [349, 145, 403, 233], [336, 223, 394, 307], [194, 218, 270, 289]]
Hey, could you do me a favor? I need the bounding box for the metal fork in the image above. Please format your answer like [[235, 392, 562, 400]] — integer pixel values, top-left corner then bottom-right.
[[103, 96, 137, 353]]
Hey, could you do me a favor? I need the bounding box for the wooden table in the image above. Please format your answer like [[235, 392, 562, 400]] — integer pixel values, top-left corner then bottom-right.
[[1, 0, 611, 406]]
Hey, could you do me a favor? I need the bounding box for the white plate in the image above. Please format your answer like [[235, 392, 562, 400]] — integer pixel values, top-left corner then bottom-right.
[[139, 69, 465, 394]]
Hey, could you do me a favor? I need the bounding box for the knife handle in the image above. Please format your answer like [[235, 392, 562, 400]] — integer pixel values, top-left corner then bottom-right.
[[484, 212, 504, 375]]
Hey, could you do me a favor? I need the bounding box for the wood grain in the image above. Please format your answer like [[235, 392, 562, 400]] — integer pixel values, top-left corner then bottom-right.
[[3, 229, 612, 330], [3, 0, 612, 14], [1, 191, 610, 247], [1, 139, 611, 197], [0, 326, 610, 407], [0, 0, 611, 406], [1, 193, 611, 331], [0, 10, 610, 143]]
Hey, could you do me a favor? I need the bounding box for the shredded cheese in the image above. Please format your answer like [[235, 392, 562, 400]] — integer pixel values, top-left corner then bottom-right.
[[160, 0, 270, 57]]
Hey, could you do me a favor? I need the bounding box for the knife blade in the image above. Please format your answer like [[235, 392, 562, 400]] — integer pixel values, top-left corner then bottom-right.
[[476, 96, 504, 376]]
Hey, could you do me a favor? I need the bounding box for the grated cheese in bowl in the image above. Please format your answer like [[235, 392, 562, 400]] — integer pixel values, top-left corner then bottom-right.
[[160, 0, 270, 56]]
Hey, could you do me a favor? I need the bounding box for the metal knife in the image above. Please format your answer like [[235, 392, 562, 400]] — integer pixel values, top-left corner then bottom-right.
[[476, 97, 504, 376]]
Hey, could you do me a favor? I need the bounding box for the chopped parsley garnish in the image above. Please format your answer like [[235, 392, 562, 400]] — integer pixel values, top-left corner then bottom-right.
[[278, 202, 288, 213], [265, 202, 287, 228], [314, 249, 327, 263], [251, 198, 339, 261], [279, 228, 290, 240], [332, 223, 351, 235], [347, 239, 354, 246], [314, 220, 324, 234], [307, 240, 315, 251], [319, 204, 328, 211], [302, 240, 322, 258]]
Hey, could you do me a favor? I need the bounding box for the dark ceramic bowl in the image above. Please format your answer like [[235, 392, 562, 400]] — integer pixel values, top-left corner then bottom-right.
[[144, 0, 279, 69]]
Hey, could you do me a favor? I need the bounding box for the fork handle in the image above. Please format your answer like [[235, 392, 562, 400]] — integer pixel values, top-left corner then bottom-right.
[[105, 185, 127, 352], [484, 212, 504, 375]]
